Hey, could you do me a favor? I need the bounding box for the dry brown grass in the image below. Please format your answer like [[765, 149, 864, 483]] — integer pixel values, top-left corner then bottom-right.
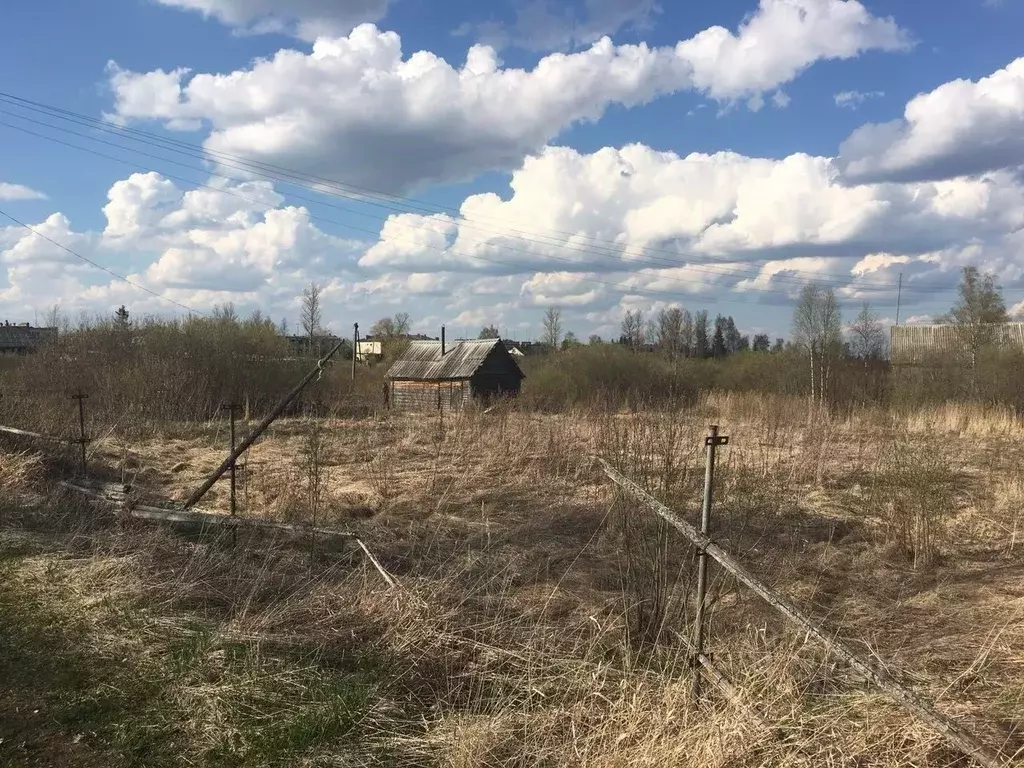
[[2, 392, 1023, 766]]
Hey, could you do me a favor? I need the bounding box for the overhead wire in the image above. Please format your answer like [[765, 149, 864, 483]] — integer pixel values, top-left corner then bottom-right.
[[0, 207, 205, 315], [0, 100, 893, 294], [0, 115, 869, 308], [0, 91, 914, 293], [0, 90, 878, 283], [3, 91, 993, 314]]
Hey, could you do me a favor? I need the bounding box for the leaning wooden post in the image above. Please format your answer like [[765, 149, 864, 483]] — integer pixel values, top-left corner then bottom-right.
[[692, 424, 728, 700], [599, 458, 1006, 768], [183, 339, 346, 509]]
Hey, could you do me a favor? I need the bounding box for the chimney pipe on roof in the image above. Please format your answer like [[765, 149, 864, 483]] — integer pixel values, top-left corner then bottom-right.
[[441, 325, 446, 356]]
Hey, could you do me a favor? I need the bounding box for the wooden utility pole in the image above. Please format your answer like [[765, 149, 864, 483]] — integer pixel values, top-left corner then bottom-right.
[[896, 272, 903, 326], [183, 339, 347, 509], [352, 322, 359, 381]]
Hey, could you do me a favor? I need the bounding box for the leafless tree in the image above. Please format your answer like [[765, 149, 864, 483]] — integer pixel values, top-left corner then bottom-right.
[[371, 313, 412, 340], [680, 309, 694, 357], [213, 302, 238, 324], [793, 284, 843, 405], [848, 302, 886, 360], [936, 266, 1008, 368], [541, 306, 563, 349], [370, 317, 395, 338], [301, 281, 323, 355], [656, 307, 684, 358], [693, 310, 710, 358], [43, 303, 71, 334], [620, 309, 645, 349]]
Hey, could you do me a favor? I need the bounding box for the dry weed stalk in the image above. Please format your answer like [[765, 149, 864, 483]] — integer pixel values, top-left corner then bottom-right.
[[868, 438, 955, 568], [3, 388, 1022, 767]]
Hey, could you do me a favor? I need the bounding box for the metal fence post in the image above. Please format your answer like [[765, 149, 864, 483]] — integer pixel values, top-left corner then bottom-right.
[[72, 391, 89, 477], [692, 424, 728, 700]]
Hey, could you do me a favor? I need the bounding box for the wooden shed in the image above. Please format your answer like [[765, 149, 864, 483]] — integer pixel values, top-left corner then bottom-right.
[[385, 338, 525, 412], [0, 323, 56, 356]]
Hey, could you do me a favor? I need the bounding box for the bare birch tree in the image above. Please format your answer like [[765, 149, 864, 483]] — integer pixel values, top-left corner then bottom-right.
[[656, 307, 685, 358], [541, 306, 563, 350], [301, 281, 323, 356], [936, 266, 1008, 369], [793, 284, 842, 406]]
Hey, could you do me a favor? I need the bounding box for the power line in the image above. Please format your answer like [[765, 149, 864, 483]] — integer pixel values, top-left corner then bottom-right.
[[0, 92, 983, 314], [0, 101, 895, 293], [0, 91, 912, 292], [0, 116, 856, 308], [0, 207, 205, 315]]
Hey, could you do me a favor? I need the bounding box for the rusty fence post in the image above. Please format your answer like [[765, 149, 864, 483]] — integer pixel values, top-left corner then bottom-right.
[[692, 424, 728, 700], [72, 391, 90, 478]]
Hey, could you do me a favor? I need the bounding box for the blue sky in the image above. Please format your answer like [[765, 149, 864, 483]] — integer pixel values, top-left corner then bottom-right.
[[1, 0, 1024, 341]]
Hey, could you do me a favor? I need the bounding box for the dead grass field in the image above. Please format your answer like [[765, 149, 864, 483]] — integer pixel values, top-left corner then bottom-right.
[[1, 392, 1023, 767]]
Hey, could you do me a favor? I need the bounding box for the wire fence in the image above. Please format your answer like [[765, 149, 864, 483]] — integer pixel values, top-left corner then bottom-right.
[[600, 432, 1008, 768], [0, 383, 1016, 766]]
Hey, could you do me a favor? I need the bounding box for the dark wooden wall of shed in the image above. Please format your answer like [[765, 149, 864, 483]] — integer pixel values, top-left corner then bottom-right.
[[390, 380, 470, 412], [468, 345, 524, 400]]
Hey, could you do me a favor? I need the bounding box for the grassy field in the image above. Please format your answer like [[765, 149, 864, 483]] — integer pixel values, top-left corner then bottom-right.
[[1, 393, 1022, 766]]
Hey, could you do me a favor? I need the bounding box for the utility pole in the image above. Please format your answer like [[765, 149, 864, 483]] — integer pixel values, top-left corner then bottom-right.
[[352, 322, 359, 380], [895, 272, 903, 326]]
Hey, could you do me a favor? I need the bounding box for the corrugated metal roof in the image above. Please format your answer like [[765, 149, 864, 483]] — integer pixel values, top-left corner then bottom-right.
[[386, 339, 521, 380], [0, 325, 56, 350]]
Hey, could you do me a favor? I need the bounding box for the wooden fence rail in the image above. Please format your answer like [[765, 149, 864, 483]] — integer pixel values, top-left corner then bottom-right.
[[598, 457, 1007, 768], [0, 424, 72, 444]]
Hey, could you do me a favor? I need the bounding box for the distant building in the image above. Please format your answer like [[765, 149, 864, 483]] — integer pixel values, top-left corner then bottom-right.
[[890, 323, 1024, 364], [503, 340, 544, 356], [385, 336, 525, 411], [357, 333, 439, 363], [0, 322, 57, 356], [355, 340, 383, 362]]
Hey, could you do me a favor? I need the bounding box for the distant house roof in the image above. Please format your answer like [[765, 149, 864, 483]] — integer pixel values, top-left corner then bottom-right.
[[362, 333, 436, 342], [386, 339, 524, 381], [0, 324, 56, 352]]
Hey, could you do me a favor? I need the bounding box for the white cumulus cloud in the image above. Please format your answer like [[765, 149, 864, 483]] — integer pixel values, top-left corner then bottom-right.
[[109, 1, 910, 193], [357, 144, 1024, 283], [0, 182, 47, 201], [838, 58, 1024, 182]]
